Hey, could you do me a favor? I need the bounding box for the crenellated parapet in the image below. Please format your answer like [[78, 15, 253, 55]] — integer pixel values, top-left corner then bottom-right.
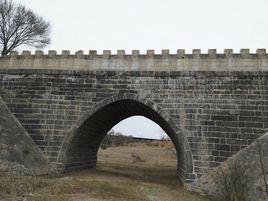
[[1, 49, 268, 71]]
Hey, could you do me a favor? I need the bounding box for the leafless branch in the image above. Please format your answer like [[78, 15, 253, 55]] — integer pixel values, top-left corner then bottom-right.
[[212, 159, 250, 201], [257, 143, 268, 197]]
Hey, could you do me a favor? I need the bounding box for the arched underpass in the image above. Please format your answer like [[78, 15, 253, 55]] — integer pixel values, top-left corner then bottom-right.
[[58, 97, 195, 182]]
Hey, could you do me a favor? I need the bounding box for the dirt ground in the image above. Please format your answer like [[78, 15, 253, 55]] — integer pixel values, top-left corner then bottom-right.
[[0, 141, 213, 201]]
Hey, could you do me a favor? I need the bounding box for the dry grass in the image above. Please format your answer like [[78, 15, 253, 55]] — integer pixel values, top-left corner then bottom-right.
[[0, 176, 69, 201], [0, 175, 144, 201]]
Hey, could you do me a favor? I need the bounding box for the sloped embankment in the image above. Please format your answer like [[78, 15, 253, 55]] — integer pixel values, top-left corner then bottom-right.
[[0, 97, 55, 175], [190, 133, 268, 201]]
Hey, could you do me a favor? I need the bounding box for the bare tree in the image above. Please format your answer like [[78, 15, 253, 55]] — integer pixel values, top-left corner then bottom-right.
[[0, 0, 51, 55], [100, 130, 115, 149], [160, 134, 170, 141], [212, 160, 250, 201], [101, 130, 134, 149]]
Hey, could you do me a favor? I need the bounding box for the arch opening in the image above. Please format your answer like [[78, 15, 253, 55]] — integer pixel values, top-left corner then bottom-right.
[[59, 97, 195, 182], [98, 115, 178, 180]]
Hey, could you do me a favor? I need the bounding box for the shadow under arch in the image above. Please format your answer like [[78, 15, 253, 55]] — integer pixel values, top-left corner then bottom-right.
[[57, 93, 196, 182]]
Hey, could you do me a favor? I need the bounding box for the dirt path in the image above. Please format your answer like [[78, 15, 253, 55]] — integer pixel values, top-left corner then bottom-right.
[[0, 168, 210, 201], [67, 167, 210, 201], [0, 143, 212, 201]]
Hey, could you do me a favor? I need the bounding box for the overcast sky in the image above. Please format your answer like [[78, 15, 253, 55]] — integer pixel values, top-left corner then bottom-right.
[[13, 0, 268, 138]]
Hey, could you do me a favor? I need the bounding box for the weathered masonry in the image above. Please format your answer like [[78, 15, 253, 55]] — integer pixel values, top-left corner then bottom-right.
[[0, 49, 267, 182]]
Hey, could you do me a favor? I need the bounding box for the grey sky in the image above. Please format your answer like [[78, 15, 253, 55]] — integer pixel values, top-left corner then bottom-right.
[[111, 116, 166, 139], [12, 0, 268, 138], [14, 0, 268, 53]]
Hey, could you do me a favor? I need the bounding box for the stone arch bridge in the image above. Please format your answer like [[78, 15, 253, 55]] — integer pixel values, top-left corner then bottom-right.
[[0, 49, 267, 182]]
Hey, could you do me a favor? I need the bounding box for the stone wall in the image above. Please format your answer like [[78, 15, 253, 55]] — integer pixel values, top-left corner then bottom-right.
[[0, 97, 55, 176], [191, 132, 268, 201]]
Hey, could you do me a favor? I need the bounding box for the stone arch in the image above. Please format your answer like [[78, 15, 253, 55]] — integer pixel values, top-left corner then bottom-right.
[[57, 93, 196, 182]]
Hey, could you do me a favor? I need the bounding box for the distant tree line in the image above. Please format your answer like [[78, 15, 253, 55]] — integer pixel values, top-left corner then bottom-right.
[[100, 130, 134, 149], [100, 130, 171, 149]]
